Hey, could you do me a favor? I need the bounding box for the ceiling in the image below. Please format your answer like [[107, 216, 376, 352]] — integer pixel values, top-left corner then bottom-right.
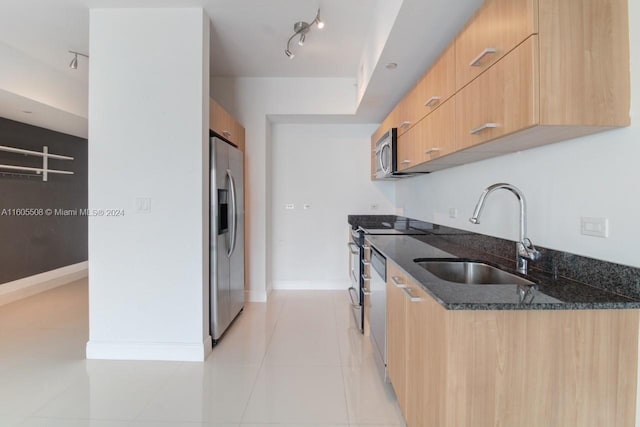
[[0, 0, 482, 135]]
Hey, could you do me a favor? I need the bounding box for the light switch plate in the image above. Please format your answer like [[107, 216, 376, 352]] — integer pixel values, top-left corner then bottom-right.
[[581, 217, 609, 238], [136, 197, 151, 213]]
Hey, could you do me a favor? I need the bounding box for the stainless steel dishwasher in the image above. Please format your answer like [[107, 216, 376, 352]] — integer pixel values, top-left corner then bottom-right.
[[369, 246, 387, 379]]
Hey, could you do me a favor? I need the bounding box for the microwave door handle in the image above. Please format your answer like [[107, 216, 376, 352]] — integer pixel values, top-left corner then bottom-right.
[[380, 144, 392, 174], [226, 169, 238, 258]]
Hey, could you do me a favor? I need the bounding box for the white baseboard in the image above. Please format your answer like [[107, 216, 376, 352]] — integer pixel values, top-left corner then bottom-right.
[[86, 336, 212, 362], [0, 261, 88, 307], [272, 280, 350, 290], [245, 289, 267, 302]]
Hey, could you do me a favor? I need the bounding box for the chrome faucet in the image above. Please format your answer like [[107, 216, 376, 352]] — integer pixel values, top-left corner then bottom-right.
[[469, 183, 541, 275]]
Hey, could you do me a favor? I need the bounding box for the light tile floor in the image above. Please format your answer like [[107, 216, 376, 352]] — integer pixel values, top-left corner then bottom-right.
[[0, 279, 405, 426]]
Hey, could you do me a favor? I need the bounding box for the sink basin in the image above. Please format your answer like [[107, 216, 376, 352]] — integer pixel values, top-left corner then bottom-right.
[[414, 259, 536, 286]]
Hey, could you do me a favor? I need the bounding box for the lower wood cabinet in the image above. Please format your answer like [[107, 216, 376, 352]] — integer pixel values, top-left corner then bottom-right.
[[386, 263, 408, 414], [385, 260, 639, 427]]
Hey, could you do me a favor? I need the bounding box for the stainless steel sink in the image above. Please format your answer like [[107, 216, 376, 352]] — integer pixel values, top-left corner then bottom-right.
[[414, 259, 536, 286]]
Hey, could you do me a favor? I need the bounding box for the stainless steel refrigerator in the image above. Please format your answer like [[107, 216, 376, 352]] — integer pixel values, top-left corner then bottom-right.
[[210, 137, 244, 343]]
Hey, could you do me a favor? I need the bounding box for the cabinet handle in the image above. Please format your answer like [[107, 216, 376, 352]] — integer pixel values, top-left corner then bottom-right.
[[424, 96, 441, 108], [362, 274, 371, 282], [469, 123, 498, 135], [391, 276, 407, 288], [425, 147, 441, 155], [401, 160, 412, 164], [223, 130, 232, 137], [469, 47, 497, 67], [398, 121, 412, 129], [402, 286, 423, 302]]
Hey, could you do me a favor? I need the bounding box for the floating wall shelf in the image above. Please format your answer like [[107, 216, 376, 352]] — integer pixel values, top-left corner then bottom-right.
[[0, 144, 74, 181]]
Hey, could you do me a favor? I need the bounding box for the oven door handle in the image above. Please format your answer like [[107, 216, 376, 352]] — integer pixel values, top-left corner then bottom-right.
[[348, 287, 360, 307]]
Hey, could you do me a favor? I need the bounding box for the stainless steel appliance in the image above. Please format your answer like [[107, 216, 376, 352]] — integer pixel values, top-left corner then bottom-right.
[[210, 137, 244, 343], [369, 247, 387, 378], [347, 226, 428, 333], [374, 129, 425, 179]]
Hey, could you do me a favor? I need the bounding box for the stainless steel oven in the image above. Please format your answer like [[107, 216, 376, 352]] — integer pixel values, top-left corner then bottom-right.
[[347, 229, 364, 332]]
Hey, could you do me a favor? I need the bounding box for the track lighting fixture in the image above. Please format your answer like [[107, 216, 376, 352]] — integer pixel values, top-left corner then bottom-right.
[[68, 50, 89, 69], [284, 9, 325, 59]]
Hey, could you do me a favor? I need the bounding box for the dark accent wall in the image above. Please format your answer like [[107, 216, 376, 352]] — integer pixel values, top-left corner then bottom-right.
[[0, 117, 87, 284]]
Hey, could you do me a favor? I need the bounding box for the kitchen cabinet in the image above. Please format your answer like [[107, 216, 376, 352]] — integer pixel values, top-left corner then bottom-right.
[[370, 0, 629, 178], [385, 259, 639, 427], [397, 98, 455, 172], [455, 36, 537, 150], [210, 98, 245, 152], [385, 263, 408, 415], [455, 0, 537, 90]]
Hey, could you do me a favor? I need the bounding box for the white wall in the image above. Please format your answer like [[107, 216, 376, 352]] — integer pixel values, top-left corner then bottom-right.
[[396, 1, 640, 269], [87, 8, 210, 361], [211, 77, 358, 300], [270, 123, 395, 290]]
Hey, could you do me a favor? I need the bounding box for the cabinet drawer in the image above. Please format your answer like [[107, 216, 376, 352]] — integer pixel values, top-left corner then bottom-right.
[[456, 36, 539, 150], [455, 0, 537, 90]]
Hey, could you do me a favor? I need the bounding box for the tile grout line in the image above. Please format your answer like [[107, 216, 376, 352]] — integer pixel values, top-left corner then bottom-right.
[[237, 291, 289, 424], [332, 290, 356, 426]]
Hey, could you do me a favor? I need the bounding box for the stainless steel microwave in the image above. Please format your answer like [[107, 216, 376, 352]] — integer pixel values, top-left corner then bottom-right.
[[374, 129, 421, 179]]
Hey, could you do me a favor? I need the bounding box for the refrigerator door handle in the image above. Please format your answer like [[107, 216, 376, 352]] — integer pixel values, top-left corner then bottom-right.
[[226, 168, 238, 258]]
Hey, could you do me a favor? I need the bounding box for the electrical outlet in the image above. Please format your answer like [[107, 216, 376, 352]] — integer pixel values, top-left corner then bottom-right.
[[285, 204, 295, 210], [581, 217, 609, 238], [370, 204, 379, 211]]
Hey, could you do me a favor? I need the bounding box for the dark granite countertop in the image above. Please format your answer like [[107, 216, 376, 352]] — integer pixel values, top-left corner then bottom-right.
[[366, 233, 640, 310]]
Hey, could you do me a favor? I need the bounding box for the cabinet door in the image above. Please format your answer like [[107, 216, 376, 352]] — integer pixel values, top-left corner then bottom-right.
[[405, 281, 447, 427], [456, 36, 539, 151], [211, 98, 244, 149], [396, 127, 420, 172], [455, 0, 537, 90], [416, 98, 456, 164], [386, 262, 407, 414], [415, 44, 456, 119]]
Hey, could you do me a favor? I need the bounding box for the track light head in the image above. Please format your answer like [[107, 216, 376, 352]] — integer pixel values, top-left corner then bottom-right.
[[315, 9, 325, 29], [68, 50, 88, 70], [284, 9, 325, 58]]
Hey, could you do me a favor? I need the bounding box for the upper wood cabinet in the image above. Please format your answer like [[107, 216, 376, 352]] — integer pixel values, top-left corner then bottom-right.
[[456, 36, 538, 150], [210, 98, 245, 152], [395, 44, 456, 138], [397, 98, 455, 172], [370, 0, 629, 178], [455, 0, 537, 90]]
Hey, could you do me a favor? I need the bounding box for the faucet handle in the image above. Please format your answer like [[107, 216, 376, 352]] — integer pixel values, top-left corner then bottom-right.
[[520, 238, 542, 262]]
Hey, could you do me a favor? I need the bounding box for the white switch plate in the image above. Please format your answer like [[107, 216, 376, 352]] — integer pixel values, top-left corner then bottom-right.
[[449, 208, 458, 219], [136, 197, 151, 213], [581, 217, 609, 238], [285, 204, 295, 210]]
